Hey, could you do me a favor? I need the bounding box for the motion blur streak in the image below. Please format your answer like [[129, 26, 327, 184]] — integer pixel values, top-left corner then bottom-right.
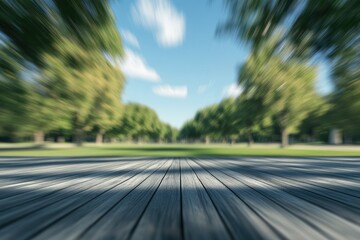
[[0, 0, 360, 239]]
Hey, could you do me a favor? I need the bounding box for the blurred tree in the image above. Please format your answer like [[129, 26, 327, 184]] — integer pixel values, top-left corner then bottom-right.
[[238, 37, 317, 147], [298, 98, 331, 143], [235, 97, 271, 146], [331, 47, 360, 134], [26, 92, 71, 144], [0, 0, 122, 67], [215, 98, 239, 144], [0, 44, 71, 143], [163, 124, 178, 143], [178, 120, 201, 142], [41, 38, 122, 145], [109, 103, 176, 143], [221, 0, 360, 137], [192, 104, 223, 143], [0, 0, 125, 144], [87, 60, 125, 145], [220, 0, 359, 58], [52, 0, 123, 57], [0, 45, 31, 138], [220, 0, 298, 50], [179, 98, 240, 144]]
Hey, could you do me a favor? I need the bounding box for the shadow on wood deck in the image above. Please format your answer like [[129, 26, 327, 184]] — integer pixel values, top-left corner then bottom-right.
[[0, 156, 359, 239]]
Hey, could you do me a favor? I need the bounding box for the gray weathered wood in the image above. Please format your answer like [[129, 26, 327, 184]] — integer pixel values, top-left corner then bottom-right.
[[0, 156, 358, 240], [130, 159, 182, 240], [181, 159, 231, 240]]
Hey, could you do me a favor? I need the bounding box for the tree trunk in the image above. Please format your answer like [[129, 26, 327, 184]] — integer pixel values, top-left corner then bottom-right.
[[281, 128, 288, 148], [329, 128, 342, 145], [34, 131, 44, 145], [74, 128, 83, 146], [96, 131, 104, 145], [57, 136, 65, 143], [205, 136, 210, 144], [247, 130, 254, 146]]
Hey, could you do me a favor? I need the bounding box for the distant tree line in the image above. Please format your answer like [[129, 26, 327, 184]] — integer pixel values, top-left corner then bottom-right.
[[30, 103, 178, 144], [108, 103, 178, 143], [178, 95, 344, 145]]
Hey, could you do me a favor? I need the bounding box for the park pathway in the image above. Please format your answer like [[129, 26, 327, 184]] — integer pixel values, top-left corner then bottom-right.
[[0, 156, 359, 239]]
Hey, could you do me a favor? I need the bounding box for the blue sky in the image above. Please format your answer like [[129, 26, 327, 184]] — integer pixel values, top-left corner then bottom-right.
[[111, 0, 332, 128]]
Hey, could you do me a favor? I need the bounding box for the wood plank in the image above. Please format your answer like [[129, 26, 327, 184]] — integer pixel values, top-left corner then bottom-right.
[[195, 158, 327, 240], [180, 159, 232, 240], [31, 159, 165, 240], [130, 158, 182, 240], [222, 158, 360, 223], [78, 159, 173, 240], [0, 159, 138, 201], [0, 157, 146, 190], [0, 156, 358, 240], [187, 159, 279, 239], [0, 159, 160, 240], [0, 159, 147, 212], [203, 157, 360, 239]]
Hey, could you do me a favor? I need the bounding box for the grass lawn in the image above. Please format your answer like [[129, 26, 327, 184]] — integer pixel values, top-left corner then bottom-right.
[[0, 143, 360, 157]]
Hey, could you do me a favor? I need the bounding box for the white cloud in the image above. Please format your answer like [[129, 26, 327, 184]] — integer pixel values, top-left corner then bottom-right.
[[132, 0, 185, 47], [153, 85, 187, 98], [197, 81, 214, 94], [223, 83, 243, 98], [117, 49, 160, 82], [121, 30, 140, 48]]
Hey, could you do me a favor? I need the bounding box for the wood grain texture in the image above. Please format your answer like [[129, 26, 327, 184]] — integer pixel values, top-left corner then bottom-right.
[[0, 156, 359, 240]]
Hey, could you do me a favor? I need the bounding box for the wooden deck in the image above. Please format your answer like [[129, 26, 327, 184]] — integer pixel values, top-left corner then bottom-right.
[[0, 156, 359, 239]]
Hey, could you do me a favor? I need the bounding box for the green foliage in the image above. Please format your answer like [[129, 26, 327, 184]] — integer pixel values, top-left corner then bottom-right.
[[87, 58, 125, 135], [193, 104, 219, 138], [0, 0, 124, 143], [330, 46, 360, 133], [41, 38, 102, 131], [0, 45, 31, 136], [0, 44, 71, 138], [163, 124, 179, 143], [26, 91, 72, 134], [53, 0, 123, 57], [180, 36, 318, 146], [220, 0, 297, 50], [221, 0, 360, 135], [178, 120, 201, 141], [109, 103, 177, 143], [239, 37, 317, 146], [179, 98, 241, 142], [235, 97, 272, 144], [298, 97, 331, 142], [221, 0, 359, 58], [0, 0, 122, 67], [215, 98, 240, 139]]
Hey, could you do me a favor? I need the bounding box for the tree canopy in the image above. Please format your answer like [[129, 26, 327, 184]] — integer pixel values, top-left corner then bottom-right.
[[238, 36, 317, 146], [221, 0, 360, 135], [0, 0, 125, 144], [109, 103, 178, 143]]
